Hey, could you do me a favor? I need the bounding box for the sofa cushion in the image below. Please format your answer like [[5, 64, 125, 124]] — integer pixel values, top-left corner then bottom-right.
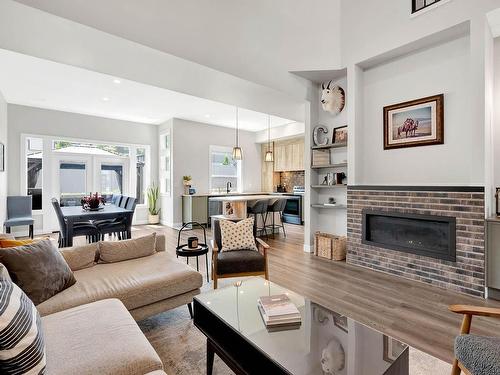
[[43, 299, 163, 375], [216, 250, 265, 275], [99, 233, 156, 263], [0, 277, 46, 375], [0, 238, 35, 248], [59, 243, 98, 271], [0, 240, 76, 305], [36, 251, 203, 316], [455, 334, 500, 375], [219, 218, 257, 252]]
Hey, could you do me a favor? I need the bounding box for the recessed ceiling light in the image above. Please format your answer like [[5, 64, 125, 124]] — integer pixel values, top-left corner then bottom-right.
[[102, 97, 110, 101], [113, 79, 121, 84], [204, 114, 211, 118]]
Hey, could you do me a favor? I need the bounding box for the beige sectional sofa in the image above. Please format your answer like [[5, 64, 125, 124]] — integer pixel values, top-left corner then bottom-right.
[[0, 233, 203, 375], [37, 234, 203, 320]]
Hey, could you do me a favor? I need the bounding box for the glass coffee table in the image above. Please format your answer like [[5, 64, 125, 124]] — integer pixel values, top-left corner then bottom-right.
[[194, 277, 412, 375]]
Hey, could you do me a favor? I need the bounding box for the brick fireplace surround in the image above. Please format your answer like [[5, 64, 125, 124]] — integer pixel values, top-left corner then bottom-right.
[[347, 187, 485, 297]]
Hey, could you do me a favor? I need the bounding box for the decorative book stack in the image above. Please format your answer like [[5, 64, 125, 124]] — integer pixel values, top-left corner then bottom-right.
[[257, 294, 301, 331]]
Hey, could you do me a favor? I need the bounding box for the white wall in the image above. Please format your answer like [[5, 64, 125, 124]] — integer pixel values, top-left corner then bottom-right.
[[0, 91, 7, 226], [14, 0, 342, 99], [160, 118, 261, 227], [340, 0, 500, 66], [254, 122, 305, 143], [7, 104, 158, 232], [358, 35, 481, 185], [493, 38, 500, 190], [0, 0, 308, 122]]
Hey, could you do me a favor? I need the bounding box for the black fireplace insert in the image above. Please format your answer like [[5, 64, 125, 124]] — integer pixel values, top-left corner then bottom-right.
[[362, 209, 456, 262]]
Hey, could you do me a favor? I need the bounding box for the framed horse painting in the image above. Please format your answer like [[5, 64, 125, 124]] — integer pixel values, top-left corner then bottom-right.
[[383, 94, 443, 150]]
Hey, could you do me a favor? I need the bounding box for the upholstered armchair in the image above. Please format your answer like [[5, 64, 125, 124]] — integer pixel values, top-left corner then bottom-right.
[[449, 304, 500, 375], [210, 219, 269, 289]]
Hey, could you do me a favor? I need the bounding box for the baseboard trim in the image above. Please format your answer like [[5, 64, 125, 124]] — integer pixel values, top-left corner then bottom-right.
[[303, 244, 313, 253]]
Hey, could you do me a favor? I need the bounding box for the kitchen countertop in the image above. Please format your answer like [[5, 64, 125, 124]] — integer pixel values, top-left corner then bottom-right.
[[208, 194, 288, 202], [182, 191, 271, 197]]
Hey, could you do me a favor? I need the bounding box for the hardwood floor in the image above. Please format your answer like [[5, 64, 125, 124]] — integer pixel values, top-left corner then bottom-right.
[[72, 223, 500, 364]]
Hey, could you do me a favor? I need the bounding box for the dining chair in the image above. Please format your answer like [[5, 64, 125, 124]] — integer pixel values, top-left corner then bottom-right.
[[51, 198, 99, 247], [4, 196, 34, 238], [96, 196, 136, 240], [111, 194, 122, 206]]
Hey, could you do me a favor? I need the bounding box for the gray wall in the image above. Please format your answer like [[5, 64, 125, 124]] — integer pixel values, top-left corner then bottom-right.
[[0, 91, 7, 224], [7, 104, 159, 196], [159, 118, 262, 227]]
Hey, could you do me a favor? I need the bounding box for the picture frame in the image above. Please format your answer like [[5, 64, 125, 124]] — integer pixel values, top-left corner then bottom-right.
[[0, 143, 4, 172], [332, 125, 348, 144], [332, 311, 348, 333], [383, 336, 407, 363], [383, 94, 444, 150]]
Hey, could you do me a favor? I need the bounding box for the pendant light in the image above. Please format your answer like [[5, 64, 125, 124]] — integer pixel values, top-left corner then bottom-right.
[[264, 114, 274, 162], [232, 107, 243, 160]]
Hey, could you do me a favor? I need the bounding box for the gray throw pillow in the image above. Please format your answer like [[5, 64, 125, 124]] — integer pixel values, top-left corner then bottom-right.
[[0, 239, 76, 305]]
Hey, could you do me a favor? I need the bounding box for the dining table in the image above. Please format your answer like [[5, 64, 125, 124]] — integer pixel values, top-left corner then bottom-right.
[[60, 204, 134, 247]]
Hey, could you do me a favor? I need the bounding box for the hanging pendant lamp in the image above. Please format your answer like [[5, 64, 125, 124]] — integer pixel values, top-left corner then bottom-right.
[[232, 107, 243, 160], [265, 114, 274, 162]]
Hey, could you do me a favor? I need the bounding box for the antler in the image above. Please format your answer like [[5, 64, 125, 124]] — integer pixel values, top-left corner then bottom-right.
[[326, 80, 332, 90]]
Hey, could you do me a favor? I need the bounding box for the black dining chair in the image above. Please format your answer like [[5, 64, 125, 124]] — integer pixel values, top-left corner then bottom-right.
[[51, 198, 99, 247], [246, 199, 269, 238], [265, 198, 287, 238], [95, 196, 136, 240]]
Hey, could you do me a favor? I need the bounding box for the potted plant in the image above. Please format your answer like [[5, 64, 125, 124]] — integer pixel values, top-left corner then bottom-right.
[[183, 175, 192, 195], [147, 183, 160, 224]]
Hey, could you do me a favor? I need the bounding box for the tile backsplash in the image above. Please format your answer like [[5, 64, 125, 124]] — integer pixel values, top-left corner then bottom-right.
[[274, 171, 305, 192]]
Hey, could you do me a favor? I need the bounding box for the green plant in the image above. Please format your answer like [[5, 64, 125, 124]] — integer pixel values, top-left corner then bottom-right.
[[147, 183, 160, 215], [183, 175, 192, 181]]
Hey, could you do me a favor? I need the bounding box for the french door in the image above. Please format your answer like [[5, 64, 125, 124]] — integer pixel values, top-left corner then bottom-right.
[[53, 153, 129, 206]]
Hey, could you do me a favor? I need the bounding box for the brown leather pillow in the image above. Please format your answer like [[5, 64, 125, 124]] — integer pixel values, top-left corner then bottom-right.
[[0, 239, 76, 305]]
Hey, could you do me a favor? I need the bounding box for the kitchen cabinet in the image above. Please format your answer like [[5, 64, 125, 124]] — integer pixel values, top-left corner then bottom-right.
[[182, 195, 208, 225], [273, 138, 304, 172]]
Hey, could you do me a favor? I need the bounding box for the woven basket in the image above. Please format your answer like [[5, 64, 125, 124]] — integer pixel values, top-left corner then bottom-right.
[[314, 232, 347, 261]]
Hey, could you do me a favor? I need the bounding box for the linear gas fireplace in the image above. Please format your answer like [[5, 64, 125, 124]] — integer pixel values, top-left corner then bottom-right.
[[362, 209, 456, 262]]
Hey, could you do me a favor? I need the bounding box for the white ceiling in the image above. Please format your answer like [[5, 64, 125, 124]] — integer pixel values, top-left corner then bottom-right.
[[0, 49, 296, 131]]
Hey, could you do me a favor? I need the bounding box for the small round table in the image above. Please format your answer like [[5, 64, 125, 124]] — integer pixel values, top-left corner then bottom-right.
[[176, 222, 210, 282]]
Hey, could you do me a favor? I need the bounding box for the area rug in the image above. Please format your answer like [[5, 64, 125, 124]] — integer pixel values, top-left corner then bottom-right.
[[140, 304, 451, 375]]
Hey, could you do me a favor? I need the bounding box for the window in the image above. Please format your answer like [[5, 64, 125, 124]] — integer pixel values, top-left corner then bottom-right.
[[53, 140, 129, 156], [136, 147, 145, 204], [59, 162, 87, 206], [412, 0, 443, 14], [159, 133, 171, 195], [26, 137, 43, 210], [100, 164, 123, 200], [209, 146, 241, 192]]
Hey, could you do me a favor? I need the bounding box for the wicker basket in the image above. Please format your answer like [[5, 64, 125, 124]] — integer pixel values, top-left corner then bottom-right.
[[314, 232, 347, 261]]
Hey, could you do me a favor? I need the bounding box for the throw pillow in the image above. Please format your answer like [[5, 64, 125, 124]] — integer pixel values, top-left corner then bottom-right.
[[98, 233, 157, 263], [60, 243, 98, 271], [0, 240, 76, 305], [219, 217, 257, 252], [0, 239, 35, 248], [0, 277, 46, 374]]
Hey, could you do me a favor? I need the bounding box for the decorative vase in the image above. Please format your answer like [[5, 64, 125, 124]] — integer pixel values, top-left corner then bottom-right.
[[148, 214, 160, 224]]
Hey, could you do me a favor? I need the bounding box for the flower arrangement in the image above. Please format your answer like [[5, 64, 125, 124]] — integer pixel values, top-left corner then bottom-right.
[[81, 192, 105, 210], [182, 175, 192, 186]]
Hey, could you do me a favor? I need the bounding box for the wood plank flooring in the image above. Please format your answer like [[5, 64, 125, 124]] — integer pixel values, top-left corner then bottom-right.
[[73, 223, 500, 364]]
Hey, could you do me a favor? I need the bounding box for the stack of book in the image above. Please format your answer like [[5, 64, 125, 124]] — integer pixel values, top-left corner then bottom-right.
[[257, 294, 301, 331]]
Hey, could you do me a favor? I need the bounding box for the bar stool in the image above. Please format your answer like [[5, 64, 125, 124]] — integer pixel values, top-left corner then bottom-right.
[[265, 198, 287, 238], [246, 199, 269, 238]]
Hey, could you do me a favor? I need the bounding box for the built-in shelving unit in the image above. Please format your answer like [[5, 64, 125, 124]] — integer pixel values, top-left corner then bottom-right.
[[311, 162, 347, 169], [311, 204, 347, 209], [311, 143, 347, 150], [311, 185, 347, 189]]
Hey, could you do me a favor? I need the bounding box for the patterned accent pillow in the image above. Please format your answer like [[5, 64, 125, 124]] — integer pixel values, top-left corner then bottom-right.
[[219, 217, 258, 252], [0, 277, 46, 374]]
